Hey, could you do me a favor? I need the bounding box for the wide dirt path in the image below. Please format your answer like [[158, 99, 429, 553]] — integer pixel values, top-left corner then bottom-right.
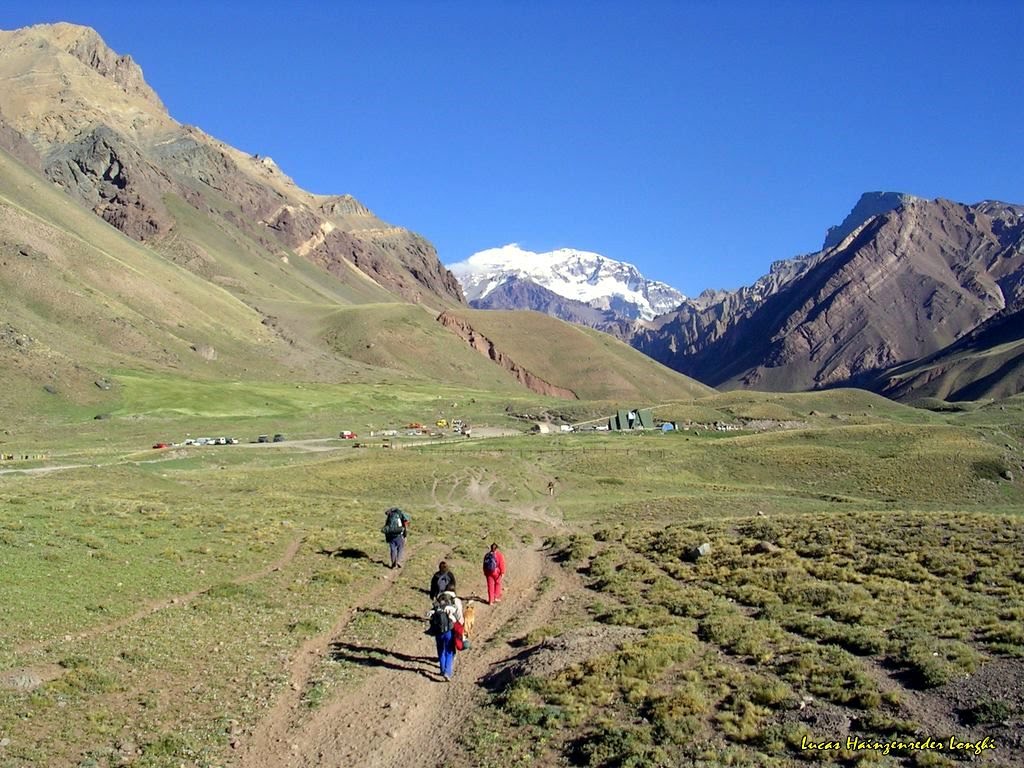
[[230, 540, 569, 768], [234, 507, 574, 767]]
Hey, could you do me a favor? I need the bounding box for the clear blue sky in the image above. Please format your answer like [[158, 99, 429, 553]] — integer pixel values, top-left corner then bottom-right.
[[3, 1, 1023, 295]]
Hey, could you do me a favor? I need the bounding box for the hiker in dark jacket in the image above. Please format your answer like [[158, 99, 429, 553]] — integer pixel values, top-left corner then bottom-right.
[[429, 561, 456, 600], [381, 507, 410, 569]]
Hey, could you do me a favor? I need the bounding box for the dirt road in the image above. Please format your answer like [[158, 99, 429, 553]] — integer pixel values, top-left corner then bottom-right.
[[234, 503, 573, 768]]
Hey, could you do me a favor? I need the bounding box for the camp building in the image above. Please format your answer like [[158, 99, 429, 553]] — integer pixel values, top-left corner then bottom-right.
[[608, 408, 654, 431]]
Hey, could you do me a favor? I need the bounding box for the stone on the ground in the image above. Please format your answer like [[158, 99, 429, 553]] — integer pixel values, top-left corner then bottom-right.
[[682, 542, 712, 562]]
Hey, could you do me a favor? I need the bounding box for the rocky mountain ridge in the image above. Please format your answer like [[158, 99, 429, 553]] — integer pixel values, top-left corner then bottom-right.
[[0, 22, 463, 305], [632, 195, 1024, 397]]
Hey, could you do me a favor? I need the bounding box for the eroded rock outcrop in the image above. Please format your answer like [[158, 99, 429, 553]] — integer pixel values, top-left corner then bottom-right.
[[437, 311, 577, 399], [45, 125, 172, 239]]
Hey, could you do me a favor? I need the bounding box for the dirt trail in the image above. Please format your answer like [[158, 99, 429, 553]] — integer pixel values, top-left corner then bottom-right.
[[234, 495, 575, 768]]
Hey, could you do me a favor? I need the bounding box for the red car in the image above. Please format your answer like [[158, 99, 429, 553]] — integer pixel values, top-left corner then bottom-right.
[[152, 442, 170, 449], [339, 431, 358, 439]]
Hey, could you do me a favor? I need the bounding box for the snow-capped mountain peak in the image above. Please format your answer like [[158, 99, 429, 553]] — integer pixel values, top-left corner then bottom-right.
[[448, 244, 685, 321]]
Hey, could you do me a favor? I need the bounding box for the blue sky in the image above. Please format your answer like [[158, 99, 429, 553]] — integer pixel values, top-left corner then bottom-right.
[[3, 1, 1022, 295]]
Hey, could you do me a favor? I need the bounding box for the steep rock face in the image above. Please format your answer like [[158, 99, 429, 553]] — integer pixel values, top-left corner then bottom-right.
[[0, 113, 41, 170], [0, 22, 463, 306], [633, 197, 1024, 393], [63, 25, 162, 106], [45, 124, 172, 239], [355, 228, 465, 304], [823, 191, 916, 250], [436, 311, 578, 399]]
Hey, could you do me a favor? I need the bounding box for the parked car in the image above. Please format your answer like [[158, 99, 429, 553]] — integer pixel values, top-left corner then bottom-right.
[[152, 442, 170, 449], [339, 430, 358, 439], [257, 434, 270, 443], [272, 433, 286, 442]]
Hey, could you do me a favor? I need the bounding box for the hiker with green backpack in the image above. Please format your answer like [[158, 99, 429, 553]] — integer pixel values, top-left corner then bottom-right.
[[381, 507, 410, 569]]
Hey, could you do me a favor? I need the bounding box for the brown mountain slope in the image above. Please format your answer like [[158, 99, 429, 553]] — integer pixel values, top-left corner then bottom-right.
[[0, 22, 463, 307], [874, 307, 1024, 402], [632, 196, 1024, 396], [437, 308, 714, 401]]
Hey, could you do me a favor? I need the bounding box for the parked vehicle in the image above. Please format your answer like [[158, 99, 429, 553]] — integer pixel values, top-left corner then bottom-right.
[[340, 430, 358, 439], [257, 434, 270, 443], [152, 442, 170, 449], [272, 433, 285, 442]]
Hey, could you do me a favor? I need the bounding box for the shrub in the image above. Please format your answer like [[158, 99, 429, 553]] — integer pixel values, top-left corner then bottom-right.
[[960, 699, 1015, 726]]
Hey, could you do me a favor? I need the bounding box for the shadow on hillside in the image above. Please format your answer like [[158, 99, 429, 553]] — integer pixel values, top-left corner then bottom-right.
[[478, 644, 536, 693], [328, 641, 438, 680], [361, 607, 425, 623], [318, 547, 372, 560]]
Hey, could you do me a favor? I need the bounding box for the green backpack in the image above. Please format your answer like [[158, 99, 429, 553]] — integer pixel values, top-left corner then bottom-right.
[[382, 508, 405, 535]]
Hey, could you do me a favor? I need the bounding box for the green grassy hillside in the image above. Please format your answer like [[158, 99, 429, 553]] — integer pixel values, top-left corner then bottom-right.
[[320, 304, 530, 392], [1, 394, 1021, 768], [0, 145, 715, 428], [0, 149, 293, 418], [440, 309, 714, 401]]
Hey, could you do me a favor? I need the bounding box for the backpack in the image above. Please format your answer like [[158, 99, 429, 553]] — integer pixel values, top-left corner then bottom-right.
[[436, 571, 453, 594], [453, 620, 466, 651], [428, 606, 453, 636], [382, 509, 404, 535], [483, 551, 498, 575]]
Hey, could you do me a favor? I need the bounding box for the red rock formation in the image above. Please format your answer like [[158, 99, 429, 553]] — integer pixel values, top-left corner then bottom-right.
[[436, 311, 577, 399]]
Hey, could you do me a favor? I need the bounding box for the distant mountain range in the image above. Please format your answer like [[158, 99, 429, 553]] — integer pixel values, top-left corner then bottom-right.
[[458, 194, 1024, 402], [636, 194, 1024, 400], [0, 22, 709, 411], [448, 244, 686, 323], [1, 22, 1021, 407]]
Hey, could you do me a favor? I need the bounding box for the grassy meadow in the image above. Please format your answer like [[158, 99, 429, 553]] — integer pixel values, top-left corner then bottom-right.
[[1, 380, 1023, 767]]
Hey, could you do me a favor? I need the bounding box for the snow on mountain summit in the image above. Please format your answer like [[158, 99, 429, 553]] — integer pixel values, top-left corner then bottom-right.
[[448, 244, 686, 321]]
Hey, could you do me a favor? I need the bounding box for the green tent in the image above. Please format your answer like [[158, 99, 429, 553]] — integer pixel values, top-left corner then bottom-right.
[[609, 407, 655, 430]]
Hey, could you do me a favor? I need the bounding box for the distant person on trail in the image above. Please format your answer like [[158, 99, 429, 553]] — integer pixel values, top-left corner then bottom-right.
[[427, 589, 465, 681], [483, 543, 506, 605], [381, 507, 410, 569], [547, 479, 556, 496], [429, 561, 456, 600]]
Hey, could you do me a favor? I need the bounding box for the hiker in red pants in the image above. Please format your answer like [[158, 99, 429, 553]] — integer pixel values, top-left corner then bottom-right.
[[483, 543, 506, 605]]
